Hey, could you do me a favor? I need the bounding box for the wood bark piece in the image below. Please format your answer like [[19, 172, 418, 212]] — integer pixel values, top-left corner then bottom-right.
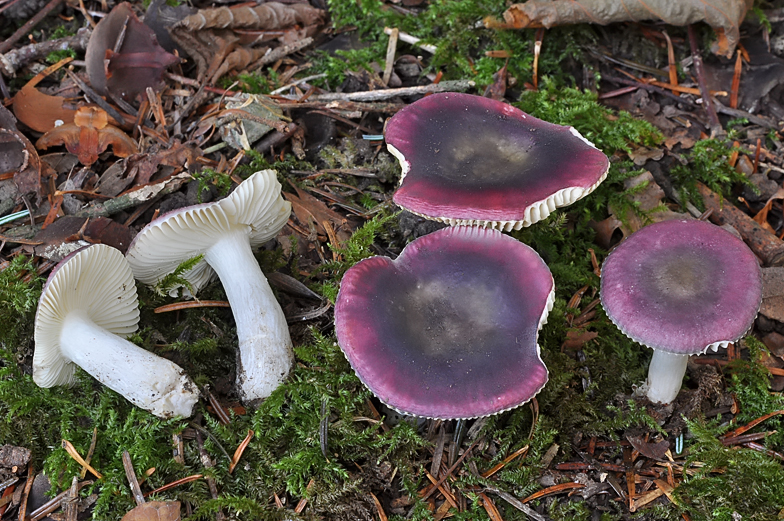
[[490, 0, 753, 58], [697, 182, 784, 266], [0, 28, 91, 77], [0, 445, 31, 468]]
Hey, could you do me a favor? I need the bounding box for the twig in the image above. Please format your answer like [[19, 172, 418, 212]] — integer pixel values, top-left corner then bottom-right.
[[0, 0, 64, 54], [74, 172, 192, 218], [697, 183, 784, 266], [383, 27, 437, 54], [710, 97, 778, 129], [122, 451, 145, 506], [421, 437, 481, 500], [278, 99, 404, 114], [64, 69, 130, 129], [0, 27, 91, 76], [297, 80, 475, 102], [687, 25, 722, 137], [269, 73, 327, 95], [483, 486, 546, 521], [195, 431, 225, 521]]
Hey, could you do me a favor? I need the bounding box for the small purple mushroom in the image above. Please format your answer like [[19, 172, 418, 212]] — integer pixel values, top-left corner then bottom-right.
[[600, 219, 762, 404], [384, 92, 610, 230], [335, 225, 555, 419]]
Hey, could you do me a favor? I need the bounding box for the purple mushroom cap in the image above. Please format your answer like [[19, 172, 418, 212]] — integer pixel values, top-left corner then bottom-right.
[[385, 93, 610, 230], [334, 225, 554, 419], [600, 219, 762, 354]]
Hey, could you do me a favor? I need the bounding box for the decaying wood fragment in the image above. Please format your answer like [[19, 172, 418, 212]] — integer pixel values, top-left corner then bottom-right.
[[0, 27, 91, 77], [0, 445, 31, 468], [488, 0, 753, 57], [697, 182, 784, 266]]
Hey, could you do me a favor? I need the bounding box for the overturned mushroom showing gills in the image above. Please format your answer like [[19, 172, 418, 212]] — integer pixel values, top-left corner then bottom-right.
[[600, 219, 762, 404], [34, 244, 199, 418], [385, 92, 610, 230], [335, 226, 555, 419], [126, 170, 293, 403]]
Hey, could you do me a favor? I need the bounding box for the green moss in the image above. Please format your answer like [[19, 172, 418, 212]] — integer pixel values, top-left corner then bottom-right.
[[676, 416, 784, 521], [670, 138, 752, 208], [46, 49, 76, 63]]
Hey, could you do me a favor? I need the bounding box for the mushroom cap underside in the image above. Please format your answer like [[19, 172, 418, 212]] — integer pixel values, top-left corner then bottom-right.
[[125, 169, 291, 295], [385, 92, 610, 229], [335, 225, 554, 419], [600, 219, 762, 354], [34, 244, 140, 387]]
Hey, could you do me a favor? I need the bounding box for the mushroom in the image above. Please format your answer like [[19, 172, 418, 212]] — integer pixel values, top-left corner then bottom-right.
[[335, 225, 555, 419], [34, 244, 199, 418], [125, 170, 293, 403], [600, 219, 762, 404], [384, 92, 610, 230]]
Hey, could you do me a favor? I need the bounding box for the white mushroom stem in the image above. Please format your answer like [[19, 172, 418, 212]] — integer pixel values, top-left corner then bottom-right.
[[645, 350, 689, 404], [203, 229, 294, 403], [60, 310, 199, 418]]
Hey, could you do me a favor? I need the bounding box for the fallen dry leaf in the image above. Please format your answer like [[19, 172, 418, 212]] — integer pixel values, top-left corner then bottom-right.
[[36, 106, 137, 166], [12, 57, 77, 133], [121, 501, 181, 521], [488, 0, 753, 58], [29, 216, 134, 260], [86, 2, 179, 103], [0, 104, 45, 201]]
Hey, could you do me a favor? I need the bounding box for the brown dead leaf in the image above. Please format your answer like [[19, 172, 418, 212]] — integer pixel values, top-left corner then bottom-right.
[[0, 104, 44, 201], [12, 57, 77, 133], [628, 145, 664, 166], [285, 185, 353, 238], [36, 106, 137, 166], [561, 329, 599, 350], [31, 216, 134, 260], [626, 435, 669, 460], [489, 0, 753, 57], [86, 3, 180, 103], [121, 501, 181, 521], [752, 187, 784, 234]]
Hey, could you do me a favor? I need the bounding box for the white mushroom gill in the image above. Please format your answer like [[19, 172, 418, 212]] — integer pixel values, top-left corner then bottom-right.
[[34, 244, 199, 418]]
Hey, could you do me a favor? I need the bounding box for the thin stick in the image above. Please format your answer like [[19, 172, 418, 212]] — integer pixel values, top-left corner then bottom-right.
[[421, 437, 481, 500], [687, 25, 722, 136], [383, 28, 398, 86], [0, 27, 91, 76], [122, 451, 145, 506], [299, 80, 475, 102], [0, 0, 64, 54]]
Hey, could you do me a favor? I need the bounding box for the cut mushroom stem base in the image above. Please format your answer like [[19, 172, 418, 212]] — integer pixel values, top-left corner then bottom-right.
[[644, 349, 690, 405], [58, 310, 199, 417], [204, 229, 294, 403]]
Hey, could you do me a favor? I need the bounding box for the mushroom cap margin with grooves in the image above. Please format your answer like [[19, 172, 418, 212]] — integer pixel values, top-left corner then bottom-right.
[[34, 244, 140, 387], [126, 169, 291, 296], [335, 225, 555, 419], [600, 219, 762, 355], [385, 92, 610, 231]]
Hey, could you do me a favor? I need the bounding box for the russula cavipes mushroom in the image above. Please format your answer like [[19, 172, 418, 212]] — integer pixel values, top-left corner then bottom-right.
[[384, 92, 610, 230], [335, 225, 555, 419], [34, 244, 199, 418], [600, 219, 762, 404], [125, 170, 293, 403]]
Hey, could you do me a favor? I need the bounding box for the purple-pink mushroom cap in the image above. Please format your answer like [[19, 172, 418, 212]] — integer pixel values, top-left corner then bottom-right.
[[600, 219, 762, 354], [334, 226, 554, 419], [385, 92, 610, 230]]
